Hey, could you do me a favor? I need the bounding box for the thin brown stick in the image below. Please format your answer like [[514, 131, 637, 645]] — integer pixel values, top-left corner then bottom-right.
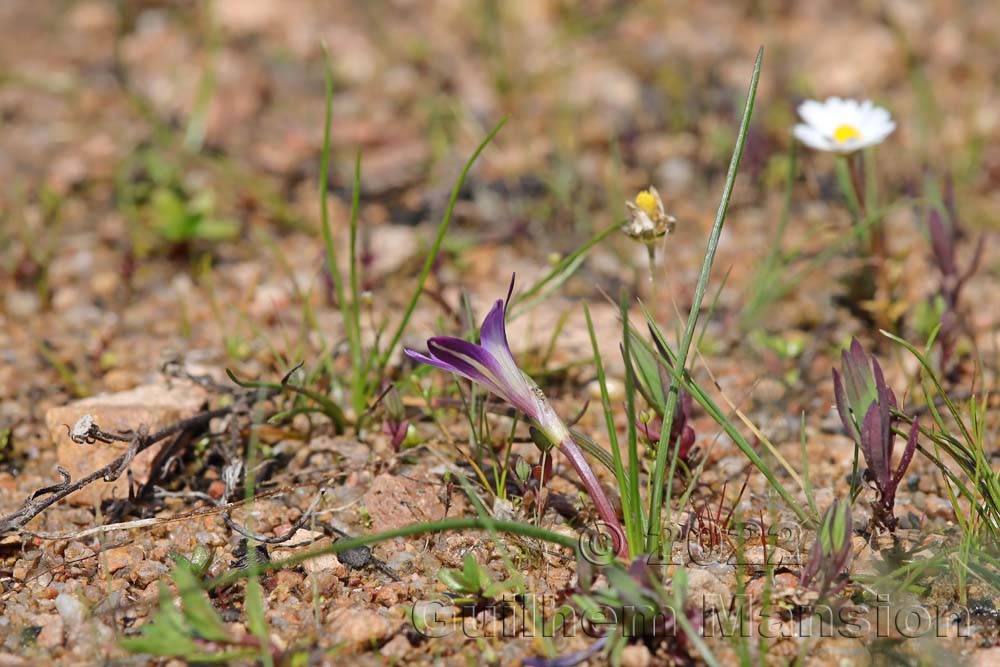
[[0, 405, 234, 534]]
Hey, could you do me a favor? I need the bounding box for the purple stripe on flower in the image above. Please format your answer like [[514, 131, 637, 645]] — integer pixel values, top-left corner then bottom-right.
[[424, 336, 510, 395], [404, 292, 547, 426]]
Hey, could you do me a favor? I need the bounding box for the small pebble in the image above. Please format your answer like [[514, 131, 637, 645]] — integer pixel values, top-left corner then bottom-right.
[[337, 543, 372, 569], [970, 598, 998, 620], [925, 496, 954, 520], [621, 644, 652, 667], [54, 593, 86, 626], [386, 549, 415, 573], [131, 560, 168, 585]]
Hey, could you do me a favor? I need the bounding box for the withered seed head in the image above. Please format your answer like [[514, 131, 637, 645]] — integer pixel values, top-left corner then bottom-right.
[[623, 186, 676, 243]]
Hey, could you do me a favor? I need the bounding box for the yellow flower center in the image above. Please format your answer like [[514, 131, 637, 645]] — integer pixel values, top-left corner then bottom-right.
[[635, 190, 658, 217], [832, 124, 861, 144]]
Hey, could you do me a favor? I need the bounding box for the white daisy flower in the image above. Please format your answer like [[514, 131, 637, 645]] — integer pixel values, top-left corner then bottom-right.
[[793, 97, 896, 153]]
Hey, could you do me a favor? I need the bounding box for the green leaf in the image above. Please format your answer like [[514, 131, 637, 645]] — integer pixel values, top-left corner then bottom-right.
[[627, 332, 665, 411], [463, 554, 484, 588], [151, 188, 194, 241], [602, 565, 649, 609], [171, 555, 230, 642], [246, 576, 268, 641], [646, 48, 767, 550], [120, 583, 200, 657], [193, 217, 240, 241], [119, 625, 198, 658], [438, 564, 473, 594]]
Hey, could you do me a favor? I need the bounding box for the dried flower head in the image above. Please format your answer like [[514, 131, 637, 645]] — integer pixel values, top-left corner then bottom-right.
[[71, 414, 96, 443], [623, 187, 676, 243]]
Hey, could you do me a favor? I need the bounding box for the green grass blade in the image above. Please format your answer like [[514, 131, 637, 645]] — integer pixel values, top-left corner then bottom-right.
[[646, 47, 765, 552], [509, 222, 620, 319], [639, 314, 811, 525], [584, 303, 641, 553], [207, 517, 580, 589], [316, 46, 360, 422], [345, 151, 366, 416], [619, 293, 645, 549], [379, 118, 508, 373]]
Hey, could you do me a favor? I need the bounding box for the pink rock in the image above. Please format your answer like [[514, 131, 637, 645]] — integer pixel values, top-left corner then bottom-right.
[[47, 383, 207, 505]]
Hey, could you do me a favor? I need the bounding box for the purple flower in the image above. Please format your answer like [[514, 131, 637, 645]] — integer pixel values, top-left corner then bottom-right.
[[405, 285, 562, 438], [405, 278, 626, 555]]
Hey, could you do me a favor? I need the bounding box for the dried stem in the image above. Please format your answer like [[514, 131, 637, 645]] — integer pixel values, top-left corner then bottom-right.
[[0, 403, 251, 535]]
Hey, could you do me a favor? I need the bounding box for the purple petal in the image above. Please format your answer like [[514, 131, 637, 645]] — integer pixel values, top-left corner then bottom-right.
[[424, 336, 535, 414], [478, 293, 541, 418], [479, 299, 522, 392], [404, 347, 461, 375], [479, 299, 511, 358], [406, 342, 505, 399], [504, 273, 516, 310]]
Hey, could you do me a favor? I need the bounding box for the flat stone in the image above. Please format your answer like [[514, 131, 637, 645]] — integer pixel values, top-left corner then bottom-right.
[[34, 613, 63, 649], [54, 593, 86, 626], [685, 567, 735, 613], [130, 559, 169, 586], [325, 608, 394, 651], [101, 545, 144, 575], [47, 382, 207, 505], [974, 647, 1000, 667], [362, 474, 445, 533], [277, 528, 325, 548], [298, 544, 347, 580], [620, 644, 652, 667], [379, 633, 411, 660]]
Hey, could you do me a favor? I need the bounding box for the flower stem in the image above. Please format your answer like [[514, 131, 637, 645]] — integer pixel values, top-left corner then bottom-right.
[[840, 151, 892, 327], [646, 242, 658, 317], [559, 435, 627, 556], [833, 154, 860, 215]]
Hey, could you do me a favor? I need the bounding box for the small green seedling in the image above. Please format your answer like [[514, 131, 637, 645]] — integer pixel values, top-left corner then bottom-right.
[[150, 187, 239, 245], [121, 553, 274, 664], [175, 544, 216, 579], [438, 554, 514, 607], [117, 149, 239, 256]]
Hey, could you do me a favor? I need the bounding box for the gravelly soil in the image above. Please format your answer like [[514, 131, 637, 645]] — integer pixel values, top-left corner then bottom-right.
[[1, 2, 998, 666]]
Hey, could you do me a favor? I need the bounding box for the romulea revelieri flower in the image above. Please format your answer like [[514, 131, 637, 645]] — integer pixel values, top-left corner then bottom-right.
[[405, 277, 626, 555]]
